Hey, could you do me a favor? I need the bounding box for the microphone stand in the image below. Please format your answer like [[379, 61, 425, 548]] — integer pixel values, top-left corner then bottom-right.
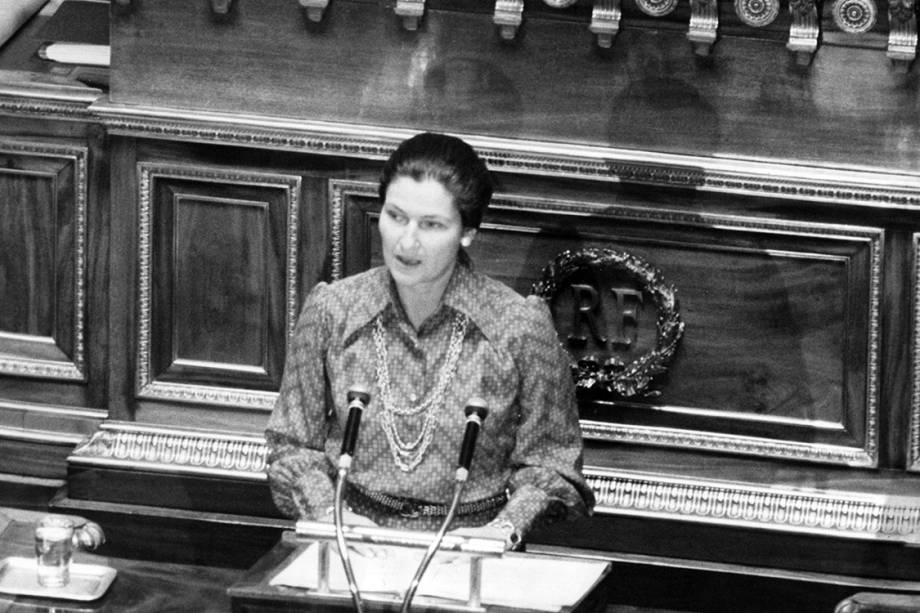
[[400, 399, 489, 613], [399, 482, 464, 613], [334, 387, 370, 613]]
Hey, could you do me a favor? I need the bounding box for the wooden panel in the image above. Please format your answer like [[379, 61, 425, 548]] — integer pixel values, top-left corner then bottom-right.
[[331, 179, 880, 466], [110, 0, 920, 174], [0, 141, 87, 382], [137, 163, 302, 410]]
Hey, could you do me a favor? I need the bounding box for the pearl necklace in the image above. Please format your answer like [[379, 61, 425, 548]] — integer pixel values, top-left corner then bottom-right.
[[372, 312, 468, 472]]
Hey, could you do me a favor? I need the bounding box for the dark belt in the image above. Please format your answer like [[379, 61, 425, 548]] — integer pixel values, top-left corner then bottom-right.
[[347, 484, 507, 520]]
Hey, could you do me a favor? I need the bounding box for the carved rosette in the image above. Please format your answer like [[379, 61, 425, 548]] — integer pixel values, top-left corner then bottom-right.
[[532, 248, 685, 400], [735, 0, 781, 27], [636, 0, 679, 18], [832, 0, 878, 33]]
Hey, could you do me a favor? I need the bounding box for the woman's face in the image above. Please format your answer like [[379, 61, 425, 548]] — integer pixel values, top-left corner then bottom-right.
[[379, 176, 474, 298]]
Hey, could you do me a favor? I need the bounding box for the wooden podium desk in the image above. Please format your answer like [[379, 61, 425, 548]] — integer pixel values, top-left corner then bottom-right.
[[228, 532, 612, 613]]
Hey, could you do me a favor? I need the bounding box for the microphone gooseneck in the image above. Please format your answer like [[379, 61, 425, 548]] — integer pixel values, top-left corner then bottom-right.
[[400, 398, 490, 613], [334, 386, 371, 613]]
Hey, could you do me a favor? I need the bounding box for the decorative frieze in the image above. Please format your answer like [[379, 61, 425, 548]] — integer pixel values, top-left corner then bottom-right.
[[66, 421, 920, 543], [586, 468, 920, 541]]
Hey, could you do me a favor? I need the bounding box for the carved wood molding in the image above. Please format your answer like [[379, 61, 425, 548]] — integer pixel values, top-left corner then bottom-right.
[[135, 162, 302, 410], [93, 102, 920, 211], [68, 421, 268, 480], [908, 233, 920, 471], [66, 421, 920, 542], [586, 468, 920, 542], [0, 139, 88, 382], [0, 92, 99, 122]]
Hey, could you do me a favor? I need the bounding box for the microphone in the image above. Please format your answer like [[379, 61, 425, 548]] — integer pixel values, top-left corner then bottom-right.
[[456, 398, 489, 483], [400, 398, 490, 613], [339, 386, 370, 470], [334, 385, 371, 613]]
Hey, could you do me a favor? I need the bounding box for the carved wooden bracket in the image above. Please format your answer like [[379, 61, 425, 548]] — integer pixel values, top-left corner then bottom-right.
[[494, 0, 524, 40], [209, 0, 233, 15], [734, 0, 780, 27], [395, 0, 425, 30], [887, 0, 917, 71], [590, 0, 622, 48], [787, 0, 820, 65], [299, 0, 329, 22], [688, 0, 719, 55]]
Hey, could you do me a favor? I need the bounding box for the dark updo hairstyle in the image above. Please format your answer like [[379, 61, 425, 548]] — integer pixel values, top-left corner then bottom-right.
[[379, 132, 493, 230]]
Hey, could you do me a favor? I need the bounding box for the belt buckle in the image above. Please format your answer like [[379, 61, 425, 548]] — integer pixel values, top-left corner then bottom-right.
[[400, 500, 420, 519]]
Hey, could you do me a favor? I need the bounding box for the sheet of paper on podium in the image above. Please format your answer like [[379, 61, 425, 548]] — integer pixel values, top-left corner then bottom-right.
[[270, 542, 609, 611]]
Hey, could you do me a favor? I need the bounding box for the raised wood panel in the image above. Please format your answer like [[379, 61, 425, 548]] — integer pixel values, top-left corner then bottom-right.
[[0, 141, 87, 382], [136, 163, 302, 411], [331, 179, 880, 466]]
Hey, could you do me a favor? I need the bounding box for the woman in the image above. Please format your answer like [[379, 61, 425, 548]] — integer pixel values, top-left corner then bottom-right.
[[265, 132, 593, 549]]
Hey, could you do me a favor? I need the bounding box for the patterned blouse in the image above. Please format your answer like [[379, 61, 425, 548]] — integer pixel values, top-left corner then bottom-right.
[[265, 262, 594, 538]]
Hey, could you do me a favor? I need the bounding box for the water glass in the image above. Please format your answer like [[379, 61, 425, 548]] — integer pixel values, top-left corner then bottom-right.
[[34, 515, 75, 588]]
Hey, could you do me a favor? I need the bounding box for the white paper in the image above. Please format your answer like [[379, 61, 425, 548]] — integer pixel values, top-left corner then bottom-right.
[[0, 0, 47, 49], [270, 543, 608, 612]]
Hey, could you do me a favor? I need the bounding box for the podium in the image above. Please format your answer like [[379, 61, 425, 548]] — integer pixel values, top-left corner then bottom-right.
[[228, 523, 612, 613]]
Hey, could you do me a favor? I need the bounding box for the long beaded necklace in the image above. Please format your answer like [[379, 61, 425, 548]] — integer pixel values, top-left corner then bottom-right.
[[372, 312, 468, 472]]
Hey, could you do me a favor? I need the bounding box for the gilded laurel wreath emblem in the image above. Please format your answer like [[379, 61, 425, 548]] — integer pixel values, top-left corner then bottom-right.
[[532, 248, 685, 399]]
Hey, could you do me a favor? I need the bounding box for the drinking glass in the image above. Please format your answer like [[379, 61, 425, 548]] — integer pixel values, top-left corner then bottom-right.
[[34, 515, 75, 588]]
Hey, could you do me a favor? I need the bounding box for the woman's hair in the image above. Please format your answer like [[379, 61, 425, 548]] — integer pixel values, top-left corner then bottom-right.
[[379, 132, 493, 230]]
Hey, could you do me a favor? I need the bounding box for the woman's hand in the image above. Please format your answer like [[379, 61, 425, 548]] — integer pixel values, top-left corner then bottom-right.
[[316, 506, 378, 527], [448, 523, 517, 550]]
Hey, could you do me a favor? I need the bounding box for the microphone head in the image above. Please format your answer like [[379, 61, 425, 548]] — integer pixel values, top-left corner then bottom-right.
[[464, 398, 489, 421], [347, 386, 371, 407]]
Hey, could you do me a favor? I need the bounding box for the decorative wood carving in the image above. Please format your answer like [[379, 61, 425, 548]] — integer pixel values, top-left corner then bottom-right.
[[299, 0, 329, 22], [532, 249, 684, 399], [68, 422, 268, 479], [831, 0, 878, 33], [135, 163, 302, 410], [494, 0, 524, 40], [209, 0, 232, 15], [688, 0, 720, 55], [0, 140, 88, 382], [734, 0, 780, 27], [887, 0, 917, 71], [635, 0, 678, 18], [65, 422, 920, 543], [93, 103, 920, 211], [394, 0, 425, 31], [586, 468, 920, 542], [908, 233, 920, 471], [787, 0, 820, 65], [590, 0, 621, 48]]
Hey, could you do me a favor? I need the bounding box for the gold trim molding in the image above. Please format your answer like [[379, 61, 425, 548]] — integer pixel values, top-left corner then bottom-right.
[[0, 140, 88, 382], [93, 102, 920, 211], [135, 162, 302, 410]]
